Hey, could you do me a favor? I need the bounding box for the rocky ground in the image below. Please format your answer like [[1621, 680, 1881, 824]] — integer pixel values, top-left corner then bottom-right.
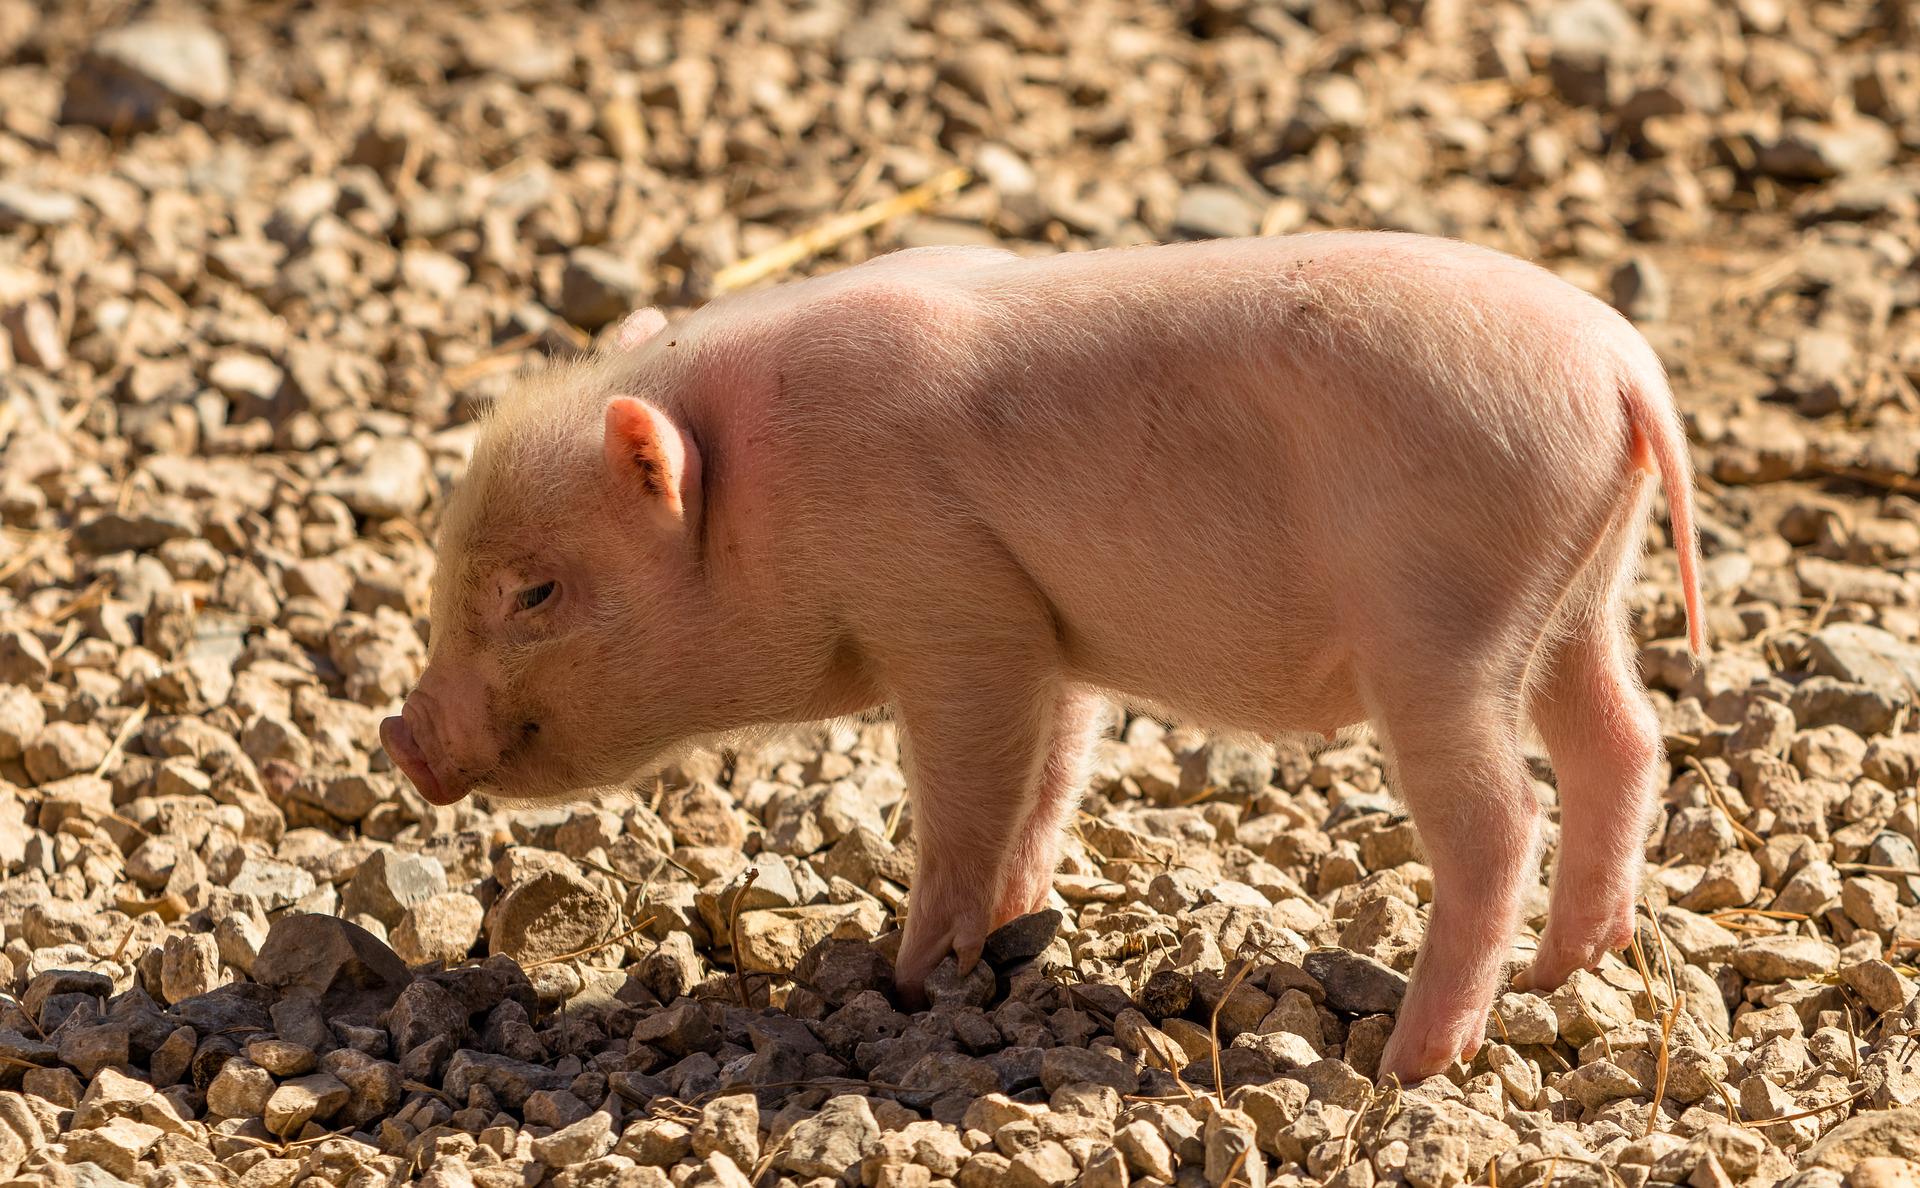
[[1, 0, 1919, 1185]]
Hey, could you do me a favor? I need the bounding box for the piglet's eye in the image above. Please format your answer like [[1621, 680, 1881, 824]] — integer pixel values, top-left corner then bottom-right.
[[515, 582, 557, 612]]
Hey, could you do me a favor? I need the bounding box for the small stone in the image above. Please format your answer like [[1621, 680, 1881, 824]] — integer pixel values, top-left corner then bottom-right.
[[532, 1110, 618, 1165], [1802, 1105, 1920, 1169], [1549, 970, 1634, 1045], [1489, 992, 1559, 1045], [262, 1072, 349, 1137], [1679, 850, 1762, 911], [619, 1117, 694, 1166], [1841, 960, 1913, 1015], [58, 1021, 129, 1078], [1730, 934, 1840, 982], [1039, 1046, 1139, 1095], [1005, 1140, 1077, 1188], [778, 1096, 880, 1178], [251, 914, 410, 1024], [561, 248, 648, 330], [692, 1093, 760, 1168], [63, 1116, 162, 1179], [322, 440, 431, 519], [24, 720, 110, 784], [160, 933, 224, 1004], [1115, 1120, 1176, 1181], [244, 1039, 315, 1077], [0, 685, 44, 758], [983, 910, 1062, 967], [1609, 256, 1669, 322], [1761, 118, 1898, 180], [1303, 948, 1408, 1014], [392, 892, 485, 967], [734, 902, 885, 973], [1172, 186, 1263, 240], [206, 1059, 274, 1118], [0, 185, 81, 229], [1806, 623, 1920, 693], [62, 21, 231, 129], [660, 782, 745, 848], [321, 1049, 405, 1126], [227, 858, 318, 911]]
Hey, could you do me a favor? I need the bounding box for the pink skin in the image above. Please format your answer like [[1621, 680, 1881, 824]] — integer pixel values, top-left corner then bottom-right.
[[382, 233, 1703, 1085]]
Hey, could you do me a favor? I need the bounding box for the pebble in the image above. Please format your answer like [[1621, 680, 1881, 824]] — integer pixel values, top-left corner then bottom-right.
[[392, 891, 486, 967], [62, 21, 231, 129]]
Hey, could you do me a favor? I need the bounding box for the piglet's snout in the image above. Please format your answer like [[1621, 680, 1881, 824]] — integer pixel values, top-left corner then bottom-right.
[[380, 711, 466, 806]]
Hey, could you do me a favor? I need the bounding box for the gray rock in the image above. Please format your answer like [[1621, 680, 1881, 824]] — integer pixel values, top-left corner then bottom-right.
[[251, 914, 410, 1025], [1039, 1045, 1139, 1094], [319, 1048, 405, 1127], [561, 248, 648, 330], [1609, 256, 1669, 322], [72, 502, 200, 554], [1172, 186, 1262, 240], [532, 1110, 618, 1165], [342, 849, 448, 928], [443, 1048, 570, 1110], [1761, 118, 1898, 180], [778, 1095, 880, 1178], [983, 910, 1061, 967], [1302, 948, 1408, 1014], [321, 440, 431, 520], [383, 978, 470, 1057]]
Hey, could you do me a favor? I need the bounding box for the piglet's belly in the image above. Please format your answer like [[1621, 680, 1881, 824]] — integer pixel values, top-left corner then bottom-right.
[[1044, 564, 1374, 740]]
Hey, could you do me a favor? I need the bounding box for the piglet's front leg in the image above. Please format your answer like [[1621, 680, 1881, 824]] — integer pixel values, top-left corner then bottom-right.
[[889, 661, 1063, 1001]]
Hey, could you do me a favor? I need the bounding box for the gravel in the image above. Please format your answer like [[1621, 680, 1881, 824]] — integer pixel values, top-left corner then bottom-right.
[[1, 0, 1918, 1185]]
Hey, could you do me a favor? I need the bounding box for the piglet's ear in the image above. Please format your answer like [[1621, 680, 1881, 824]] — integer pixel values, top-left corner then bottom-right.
[[603, 397, 699, 526], [614, 307, 668, 350]]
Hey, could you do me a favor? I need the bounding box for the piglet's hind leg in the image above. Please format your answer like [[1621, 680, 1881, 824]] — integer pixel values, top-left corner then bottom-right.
[[1517, 619, 1660, 991], [993, 688, 1104, 924], [1372, 685, 1541, 1085]]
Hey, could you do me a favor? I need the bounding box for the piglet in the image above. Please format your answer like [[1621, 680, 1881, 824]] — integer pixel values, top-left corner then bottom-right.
[[380, 232, 1703, 1084]]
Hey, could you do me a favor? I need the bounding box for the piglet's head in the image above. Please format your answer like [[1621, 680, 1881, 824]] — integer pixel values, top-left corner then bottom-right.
[[381, 310, 712, 807]]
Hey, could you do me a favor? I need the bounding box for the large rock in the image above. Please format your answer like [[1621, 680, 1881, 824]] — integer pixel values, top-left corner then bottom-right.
[[1802, 1105, 1920, 1170], [1302, 948, 1407, 1014], [392, 891, 486, 967], [487, 869, 618, 966], [778, 1096, 881, 1178], [251, 914, 410, 1024], [735, 903, 887, 974], [320, 440, 431, 519], [62, 21, 231, 130], [342, 849, 448, 928]]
